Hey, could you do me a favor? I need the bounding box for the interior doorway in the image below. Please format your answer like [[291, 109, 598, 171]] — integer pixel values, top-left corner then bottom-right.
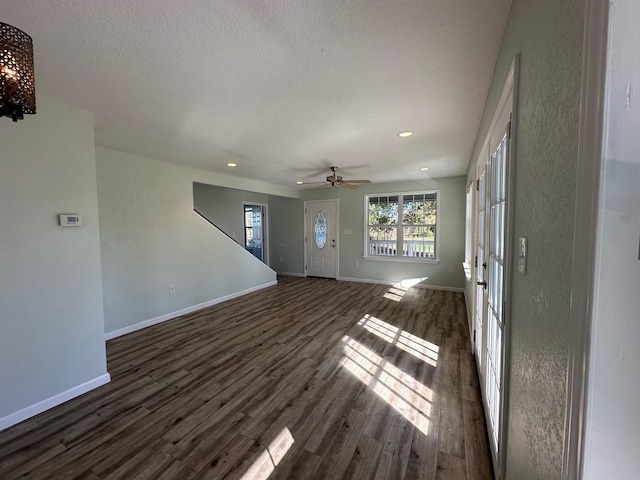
[[471, 58, 517, 478], [243, 203, 268, 264], [304, 200, 338, 278]]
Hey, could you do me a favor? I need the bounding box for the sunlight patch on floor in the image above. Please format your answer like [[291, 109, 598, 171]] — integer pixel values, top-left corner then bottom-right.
[[384, 287, 407, 302], [383, 277, 428, 301], [240, 427, 294, 480], [357, 314, 439, 366], [396, 277, 428, 288], [358, 313, 398, 342], [340, 337, 432, 435]]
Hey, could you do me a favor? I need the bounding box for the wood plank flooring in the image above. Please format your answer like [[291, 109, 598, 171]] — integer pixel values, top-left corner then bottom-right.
[[0, 276, 493, 480]]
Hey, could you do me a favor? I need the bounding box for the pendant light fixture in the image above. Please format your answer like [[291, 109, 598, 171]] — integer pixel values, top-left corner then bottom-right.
[[1, 22, 36, 122]]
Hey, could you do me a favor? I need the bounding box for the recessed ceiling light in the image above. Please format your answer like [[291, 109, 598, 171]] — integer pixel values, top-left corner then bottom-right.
[[296, 181, 303, 185], [420, 167, 429, 171], [226, 162, 237, 167], [398, 131, 413, 137]]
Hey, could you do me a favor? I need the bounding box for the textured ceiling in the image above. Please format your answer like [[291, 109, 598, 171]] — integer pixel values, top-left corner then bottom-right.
[[2, 0, 511, 186]]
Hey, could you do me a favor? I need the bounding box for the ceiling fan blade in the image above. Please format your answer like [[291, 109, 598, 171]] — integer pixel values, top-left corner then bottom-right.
[[342, 179, 371, 184], [314, 183, 332, 189], [340, 182, 358, 189], [297, 181, 327, 185]]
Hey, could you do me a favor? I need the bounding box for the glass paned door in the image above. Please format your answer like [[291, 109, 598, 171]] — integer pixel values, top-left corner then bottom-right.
[[485, 131, 509, 452], [244, 204, 265, 262], [475, 167, 488, 372]]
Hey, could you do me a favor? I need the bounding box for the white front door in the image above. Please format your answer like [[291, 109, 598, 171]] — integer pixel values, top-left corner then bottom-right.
[[305, 200, 337, 278], [485, 127, 509, 455]]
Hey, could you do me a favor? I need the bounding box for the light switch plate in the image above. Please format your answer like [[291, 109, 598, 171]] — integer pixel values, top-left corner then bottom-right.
[[518, 237, 527, 274]]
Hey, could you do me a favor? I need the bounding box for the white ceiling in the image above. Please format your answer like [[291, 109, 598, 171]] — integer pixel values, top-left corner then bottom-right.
[[3, 0, 511, 187]]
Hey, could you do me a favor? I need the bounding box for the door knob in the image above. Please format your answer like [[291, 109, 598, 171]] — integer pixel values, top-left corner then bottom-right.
[[477, 281, 487, 288]]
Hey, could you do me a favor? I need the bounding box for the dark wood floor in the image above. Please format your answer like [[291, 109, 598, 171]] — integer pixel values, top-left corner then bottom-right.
[[0, 276, 492, 480]]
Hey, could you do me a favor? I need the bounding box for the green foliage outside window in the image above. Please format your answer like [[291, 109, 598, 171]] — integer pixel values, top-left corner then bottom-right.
[[367, 192, 437, 259]]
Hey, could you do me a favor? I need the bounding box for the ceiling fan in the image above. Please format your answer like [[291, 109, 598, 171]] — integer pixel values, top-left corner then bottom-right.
[[298, 166, 371, 189]]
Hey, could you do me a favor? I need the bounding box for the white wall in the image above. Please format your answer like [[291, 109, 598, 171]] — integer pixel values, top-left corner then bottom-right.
[[582, 1, 640, 477], [0, 97, 109, 429], [97, 148, 280, 336], [466, 0, 585, 477]]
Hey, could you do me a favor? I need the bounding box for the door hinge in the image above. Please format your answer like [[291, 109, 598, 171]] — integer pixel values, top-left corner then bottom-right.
[[474, 255, 478, 268], [305, 236, 307, 242], [508, 114, 512, 139], [473, 330, 476, 342], [476, 179, 480, 191], [305, 265, 307, 270], [304, 208, 307, 214]]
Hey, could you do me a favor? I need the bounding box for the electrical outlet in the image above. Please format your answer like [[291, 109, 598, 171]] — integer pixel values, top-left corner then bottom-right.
[[280, 256, 284, 262], [355, 261, 360, 267], [169, 285, 176, 294], [448, 267, 454, 273]]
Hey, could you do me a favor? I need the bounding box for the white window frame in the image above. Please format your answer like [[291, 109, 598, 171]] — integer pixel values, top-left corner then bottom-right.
[[363, 190, 440, 263]]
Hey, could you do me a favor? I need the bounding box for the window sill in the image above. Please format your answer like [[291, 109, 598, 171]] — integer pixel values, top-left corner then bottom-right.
[[363, 255, 440, 265]]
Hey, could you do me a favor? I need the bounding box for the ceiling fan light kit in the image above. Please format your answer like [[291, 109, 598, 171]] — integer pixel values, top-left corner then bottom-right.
[[297, 166, 371, 189]]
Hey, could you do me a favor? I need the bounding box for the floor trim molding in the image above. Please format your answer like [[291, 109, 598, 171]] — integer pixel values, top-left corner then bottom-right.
[[0, 373, 111, 432], [105, 280, 278, 341], [277, 271, 305, 277], [337, 276, 464, 292]]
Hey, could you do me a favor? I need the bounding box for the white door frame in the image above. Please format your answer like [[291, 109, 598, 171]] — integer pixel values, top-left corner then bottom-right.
[[242, 202, 269, 266], [470, 55, 518, 480], [304, 199, 339, 279], [475, 152, 489, 386], [562, 1, 609, 478], [466, 179, 477, 354]]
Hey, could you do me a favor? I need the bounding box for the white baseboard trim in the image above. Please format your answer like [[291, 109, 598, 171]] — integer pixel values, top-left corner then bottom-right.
[[411, 284, 464, 293], [337, 276, 394, 286], [277, 271, 305, 277], [0, 373, 111, 432], [337, 276, 464, 292], [105, 280, 278, 341]]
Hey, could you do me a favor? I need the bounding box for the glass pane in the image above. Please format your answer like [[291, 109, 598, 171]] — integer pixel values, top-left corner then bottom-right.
[[368, 196, 398, 226], [368, 226, 397, 256], [314, 211, 327, 249], [402, 196, 436, 226], [402, 226, 435, 258]]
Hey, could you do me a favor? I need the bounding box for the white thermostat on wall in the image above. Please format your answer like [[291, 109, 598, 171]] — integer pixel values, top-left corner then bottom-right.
[[59, 214, 82, 227]]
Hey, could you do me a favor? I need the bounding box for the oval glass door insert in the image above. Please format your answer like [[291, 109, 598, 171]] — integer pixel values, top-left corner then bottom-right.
[[314, 211, 327, 249]]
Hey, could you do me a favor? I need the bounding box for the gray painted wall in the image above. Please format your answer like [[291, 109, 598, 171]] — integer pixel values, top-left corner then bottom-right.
[[193, 182, 269, 245], [193, 176, 466, 288], [192, 183, 305, 274], [466, 0, 585, 478], [583, 1, 640, 477], [302, 177, 466, 288], [268, 194, 305, 274], [97, 148, 278, 335], [0, 97, 108, 422]]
